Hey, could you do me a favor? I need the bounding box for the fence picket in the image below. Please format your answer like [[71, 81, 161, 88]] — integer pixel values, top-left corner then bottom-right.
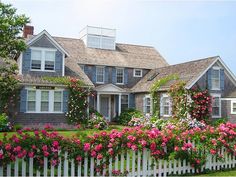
[[90, 157, 94, 177], [137, 151, 141, 177], [7, 163, 11, 176], [78, 161, 82, 177], [64, 152, 69, 177], [36, 170, 40, 177], [142, 149, 147, 177], [102, 158, 106, 177], [115, 155, 119, 170], [132, 151, 136, 176], [58, 156, 62, 177], [126, 152, 130, 174], [51, 163, 55, 177], [96, 159, 100, 176], [71, 159, 75, 177], [121, 153, 124, 173], [14, 158, 19, 177], [109, 157, 112, 177], [22, 158, 26, 177], [158, 160, 162, 177], [29, 158, 33, 176], [153, 161, 157, 177], [84, 156, 88, 177], [44, 157, 48, 177], [0, 166, 3, 177], [148, 152, 152, 176]]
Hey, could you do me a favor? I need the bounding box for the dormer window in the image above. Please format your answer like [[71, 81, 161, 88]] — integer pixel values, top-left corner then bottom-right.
[[30, 47, 56, 71], [134, 69, 143, 77]]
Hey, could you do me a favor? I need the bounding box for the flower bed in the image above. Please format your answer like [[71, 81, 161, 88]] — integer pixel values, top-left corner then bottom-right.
[[0, 122, 236, 172]]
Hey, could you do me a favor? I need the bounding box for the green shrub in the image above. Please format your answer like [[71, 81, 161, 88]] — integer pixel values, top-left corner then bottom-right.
[[86, 113, 108, 130], [13, 123, 23, 131], [211, 118, 228, 127], [0, 113, 13, 132], [118, 108, 143, 125]]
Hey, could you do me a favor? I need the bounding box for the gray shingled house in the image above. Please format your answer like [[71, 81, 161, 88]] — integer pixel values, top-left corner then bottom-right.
[[4, 25, 236, 125]]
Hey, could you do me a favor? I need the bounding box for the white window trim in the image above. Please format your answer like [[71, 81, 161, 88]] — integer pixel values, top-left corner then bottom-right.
[[96, 66, 105, 84], [211, 67, 221, 90], [143, 95, 152, 115], [211, 93, 221, 118], [116, 68, 124, 85], [133, 69, 143, 77], [231, 100, 236, 115], [160, 93, 172, 117], [26, 88, 64, 113], [30, 47, 57, 72]]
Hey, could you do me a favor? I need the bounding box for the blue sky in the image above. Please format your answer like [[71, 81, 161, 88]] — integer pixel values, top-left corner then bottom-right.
[[4, 0, 236, 75]]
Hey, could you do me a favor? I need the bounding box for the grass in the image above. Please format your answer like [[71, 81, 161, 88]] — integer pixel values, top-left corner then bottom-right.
[[196, 169, 236, 176], [0, 125, 126, 140]]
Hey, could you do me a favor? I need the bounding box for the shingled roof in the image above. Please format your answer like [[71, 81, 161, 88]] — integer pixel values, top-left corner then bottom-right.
[[132, 56, 218, 93], [54, 37, 168, 69]]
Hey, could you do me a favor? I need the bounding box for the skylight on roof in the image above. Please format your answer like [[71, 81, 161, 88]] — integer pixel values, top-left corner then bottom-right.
[[147, 72, 159, 81]]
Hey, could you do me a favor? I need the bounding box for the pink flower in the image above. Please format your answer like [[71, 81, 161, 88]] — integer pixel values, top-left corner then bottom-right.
[[174, 146, 179, 151], [42, 145, 48, 151], [76, 156, 82, 162], [139, 140, 147, 147], [51, 159, 58, 166], [108, 148, 114, 156], [210, 149, 216, 155], [95, 144, 103, 152], [84, 143, 91, 152], [44, 151, 50, 157], [5, 144, 11, 151], [41, 129, 47, 136], [131, 145, 138, 151], [150, 142, 156, 151], [91, 150, 97, 157], [52, 141, 59, 148], [28, 152, 34, 158], [127, 135, 136, 142], [32, 145, 37, 150], [195, 159, 200, 164], [97, 153, 103, 160], [0, 152, 3, 159]]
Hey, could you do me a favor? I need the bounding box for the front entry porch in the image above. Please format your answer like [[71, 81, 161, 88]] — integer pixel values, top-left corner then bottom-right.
[[93, 84, 129, 122]]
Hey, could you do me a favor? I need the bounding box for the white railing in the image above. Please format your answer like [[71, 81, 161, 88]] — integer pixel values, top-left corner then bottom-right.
[[0, 148, 236, 177]]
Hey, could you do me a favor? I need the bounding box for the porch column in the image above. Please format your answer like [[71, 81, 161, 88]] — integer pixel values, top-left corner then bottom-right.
[[97, 93, 100, 113], [118, 93, 122, 116]]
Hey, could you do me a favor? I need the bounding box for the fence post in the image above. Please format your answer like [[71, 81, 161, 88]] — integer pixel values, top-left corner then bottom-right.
[[109, 157, 112, 177], [78, 161, 82, 177], [126, 151, 130, 174], [29, 158, 33, 176], [58, 151, 62, 177], [142, 149, 147, 177], [7, 164, 11, 176], [137, 150, 141, 176], [14, 158, 19, 177], [84, 154, 88, 177], [121, 153, 124, 173], [22, 158, 26, 177], [64, 152, 69, 177], [51, 163, 55, 177], [90, 157, 94, 177], [44, 157, 48, 177], [132, 151, 136, 176], [71, 159, 75, 177]]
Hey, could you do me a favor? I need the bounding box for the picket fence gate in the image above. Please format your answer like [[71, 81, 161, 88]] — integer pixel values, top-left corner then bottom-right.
[[0, 147, 236, 177]]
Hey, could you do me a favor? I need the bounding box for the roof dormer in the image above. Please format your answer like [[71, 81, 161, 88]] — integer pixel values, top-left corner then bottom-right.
[[79, 26, 116, 50]]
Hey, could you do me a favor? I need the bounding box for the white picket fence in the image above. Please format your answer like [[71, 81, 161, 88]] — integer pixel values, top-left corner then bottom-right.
[[0, 148, 236, 177]]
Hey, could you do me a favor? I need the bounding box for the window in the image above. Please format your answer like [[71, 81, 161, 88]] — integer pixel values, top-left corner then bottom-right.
[[160, 94, 171, 116], [133, 69, 142, 77], [31, 50, 42, 70], [96, 66, 104, 83], [212, 68, 220, 90], [54, 91, 62, 112], [121, 95, 129, 112], [30, 47, 56, 71], [80, 65, 85, 71], [87, 35, 101, 48], [101, 37, 115, 50], [26, 89, 64, 113], [45, 51, 55, 71], [27, 90, 36, 111], [41, 91, 49, 112], [143, 96, 151, 114], [231, 101, 236, 114], [116, 68, 124, 84], [211, 94, 221, 118]]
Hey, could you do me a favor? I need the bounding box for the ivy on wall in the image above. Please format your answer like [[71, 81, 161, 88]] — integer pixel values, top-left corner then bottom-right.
[[150, 74, 179, 116], [43, 77, 92, 124]]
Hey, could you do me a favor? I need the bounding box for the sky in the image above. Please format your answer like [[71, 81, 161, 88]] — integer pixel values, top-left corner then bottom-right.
[[3, 0, 236, 75]]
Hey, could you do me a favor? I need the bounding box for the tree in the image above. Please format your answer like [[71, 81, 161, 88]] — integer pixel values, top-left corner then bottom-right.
[[0, 2, 30, 59]]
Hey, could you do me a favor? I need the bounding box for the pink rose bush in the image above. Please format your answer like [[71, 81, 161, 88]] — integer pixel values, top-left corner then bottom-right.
[[0, 122, 236, 171]]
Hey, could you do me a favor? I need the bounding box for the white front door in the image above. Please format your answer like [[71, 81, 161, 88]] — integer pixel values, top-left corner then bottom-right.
[[100, 95, 111, 121]]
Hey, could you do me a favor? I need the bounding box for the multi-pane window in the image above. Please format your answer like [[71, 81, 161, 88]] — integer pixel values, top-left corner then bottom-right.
[[30, 48, 56, 71], [116, 68, 124, 84], [134, 69, 142, 77], [41, 91, 49, 112], [231, 101, 236, 114], [212, 94, 221, 117], [121, 95, 129, 112], [45, 51, 55, 71], [143, 96, 151, 114], [27, 90, 36, 111], [160, 94, 171, 116], [87, 35, 100, 48], [54, 91, 62, 112], [26, 90, 64, 113], [96, 67, 104, 83], [212, 68, 220, 89], [101, 37, 115, 50], [31, 50, 42, 70]]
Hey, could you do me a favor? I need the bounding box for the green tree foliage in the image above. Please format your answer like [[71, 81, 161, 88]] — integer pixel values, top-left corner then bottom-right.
[[0, 2, 30, 59]]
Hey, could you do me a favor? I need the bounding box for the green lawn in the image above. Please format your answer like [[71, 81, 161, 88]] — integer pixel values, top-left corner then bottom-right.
[[196, 169, 236, 176], [0, 125, 125, 140]]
